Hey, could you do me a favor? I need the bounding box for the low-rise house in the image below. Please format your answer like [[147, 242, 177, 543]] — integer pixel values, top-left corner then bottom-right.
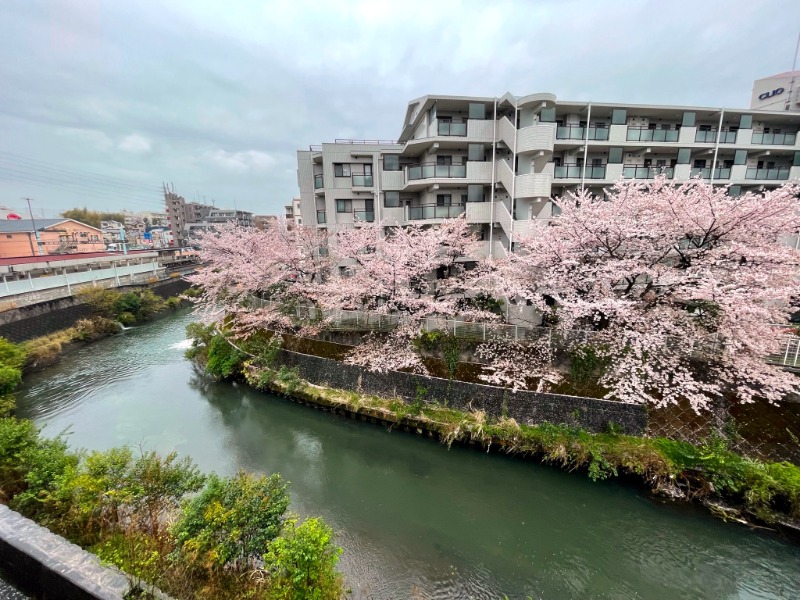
[[0, 219, 104, 258]]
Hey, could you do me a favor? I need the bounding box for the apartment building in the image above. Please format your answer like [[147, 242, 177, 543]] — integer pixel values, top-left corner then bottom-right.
[[297, 81, 800, 258], [285, 198, 302, 227]]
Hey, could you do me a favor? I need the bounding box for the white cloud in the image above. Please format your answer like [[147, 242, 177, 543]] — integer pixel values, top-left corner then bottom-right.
[[119, 133, 152, 154], [205, 149, 275, 172]]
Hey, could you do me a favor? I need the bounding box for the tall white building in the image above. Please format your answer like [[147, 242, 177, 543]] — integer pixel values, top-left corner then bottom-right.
[[297, 85, 800, 258]]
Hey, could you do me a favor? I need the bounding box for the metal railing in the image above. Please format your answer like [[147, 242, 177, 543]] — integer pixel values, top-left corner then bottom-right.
[[333, 139, 401, 145], [353, 210, 375, 222], [352, 174, 374, 187], [409, 204, 466, 220], [554, 164, 607, 179], [751, 132, 797, 145], [694, 129, 738, 144], [626, 127, 679, 142], [248, 296, 800, 368], [555, 125, 609, 141], [406, 163, 467, 181], [437, 120, 467, 136], [622, 165, 675, 179], [745, 167, 790, 180], [313, 174, 324, 189], [690, 167, 731, 179]]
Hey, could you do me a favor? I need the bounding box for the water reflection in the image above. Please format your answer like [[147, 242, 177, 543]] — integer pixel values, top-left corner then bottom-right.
[[15, 311, 800, 600]]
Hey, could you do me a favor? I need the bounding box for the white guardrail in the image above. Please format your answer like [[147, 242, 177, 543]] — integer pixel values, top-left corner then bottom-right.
[[250, 296, 800, 368], [0, 261, 161, 297]]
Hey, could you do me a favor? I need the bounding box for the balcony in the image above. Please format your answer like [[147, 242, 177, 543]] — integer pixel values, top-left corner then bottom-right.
[[406, 163, 466, 181], [316, 210, 326, 224], [751, 132, 797, 145], [353, 210, 375, 222], [622, 165, 675, 179], [555, 125, 609, 141], [409, 204, 466, 220], [352, 174, 373, 187], [694, 130, 738, 144], [437, 120, 467, 136], [626, 127, 679, 142], [745, 167, 790, 180], [313, 174, 324, 189], [690, 167, 731, 179], [554, 164, 607, 179]]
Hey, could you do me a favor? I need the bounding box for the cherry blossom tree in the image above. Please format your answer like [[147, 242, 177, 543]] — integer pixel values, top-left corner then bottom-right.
[[499, 177, 800, 410], [188, 218, 330, 335], [321, 217, 491, 372]]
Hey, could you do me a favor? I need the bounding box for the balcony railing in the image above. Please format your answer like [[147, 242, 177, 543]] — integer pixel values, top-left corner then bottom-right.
[[751, 132, 797, 145], [313, 174, 324, 189], [409, 204, 466, 220], [316, 210, 326, 224], [555, 125, 610, 141], [690, 167, 732, 179], [694, 129, 737, 144], [745, 167, 790, 180], [406, 163, 467, 181], [353, 210, 375, 222], [554, 164, 607, 179], [437, 120, 467, 136], [352, 174, 373, 187], [626, 127, 679, 142], [622, 165, 675, 179]]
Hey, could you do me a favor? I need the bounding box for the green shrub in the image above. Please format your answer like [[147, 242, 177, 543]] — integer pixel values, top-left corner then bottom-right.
[[174, 472, 289, 571], [118, 311, 137, 327], [264, 518, 342, 600], [0, 337, 26, 370], [205, 335, 246, 380], [0, 365, 22, 396]]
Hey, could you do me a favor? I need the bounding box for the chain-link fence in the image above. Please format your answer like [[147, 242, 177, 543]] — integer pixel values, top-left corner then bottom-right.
[[648, 398, 800, 464]]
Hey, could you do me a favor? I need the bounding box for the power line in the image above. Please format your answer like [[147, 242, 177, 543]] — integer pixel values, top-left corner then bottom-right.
[[0, 168, 162, 209], [0, 151, 161, 193]]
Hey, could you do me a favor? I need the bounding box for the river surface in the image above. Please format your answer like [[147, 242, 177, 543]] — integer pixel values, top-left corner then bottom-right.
[[15, 310, 800, 599]]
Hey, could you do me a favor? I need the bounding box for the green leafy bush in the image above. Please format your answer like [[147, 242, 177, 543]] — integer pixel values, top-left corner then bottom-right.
[[265, 518, 342, 600], [205, 335, 246, 380], [174, 472, 290, 570]]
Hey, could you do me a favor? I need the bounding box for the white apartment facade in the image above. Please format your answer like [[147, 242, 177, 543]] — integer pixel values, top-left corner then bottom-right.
[[297, 85, 800, 258]]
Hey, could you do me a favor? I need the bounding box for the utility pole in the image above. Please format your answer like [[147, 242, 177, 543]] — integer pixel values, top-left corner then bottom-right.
[[23, 197, 43, 256]]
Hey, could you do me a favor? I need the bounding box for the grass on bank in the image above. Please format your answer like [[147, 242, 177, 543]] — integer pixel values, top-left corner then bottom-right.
[[188, 324, 800, 528]]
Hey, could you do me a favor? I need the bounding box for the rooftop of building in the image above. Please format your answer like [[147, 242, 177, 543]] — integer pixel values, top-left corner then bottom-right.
[[0, 219, 101, 233]]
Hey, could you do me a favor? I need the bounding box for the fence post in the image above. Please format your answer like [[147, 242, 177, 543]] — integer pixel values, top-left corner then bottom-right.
[[794, 339, 800, 367], [483, 323, 486, 341]]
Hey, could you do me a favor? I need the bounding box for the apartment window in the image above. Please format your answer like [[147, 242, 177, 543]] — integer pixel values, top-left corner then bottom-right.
[[467, 184, 484, 202], [591, 158, 602, 166], [468, 103, 486, 120], [334, 163, 351, 177], [739, 114, 753, 129], [794, 151, 800, 166], [608, 147, 623, 164], [677, 148, 692, 164], [734, 150, 748, 165], [682, 112, 696, 127], [468, 144, 485, 161], [384, 191, 400, 207], [727, 185, 742, 197], [383, 155, 400, 171], [5, 235, 10, 239], [336, 199, 352, 213], [362, 164, 373, 175], [611, 109, 627, 125], [693, 159, 707, 169], [539, 107, 556, 122], [437, 155, 453, 166], [436, 194, 452, 206]]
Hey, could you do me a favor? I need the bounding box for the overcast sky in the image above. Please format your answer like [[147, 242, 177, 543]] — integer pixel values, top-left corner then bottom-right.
[[1, 0, 798, 217]]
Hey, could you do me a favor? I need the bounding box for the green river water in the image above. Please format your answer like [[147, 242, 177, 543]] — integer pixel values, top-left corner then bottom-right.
[[14, 310, 800, 599]]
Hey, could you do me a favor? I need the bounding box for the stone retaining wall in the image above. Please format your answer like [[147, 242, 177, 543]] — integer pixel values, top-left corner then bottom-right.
[[278, 349, 647, 435], [0, 278, 192, 343]]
